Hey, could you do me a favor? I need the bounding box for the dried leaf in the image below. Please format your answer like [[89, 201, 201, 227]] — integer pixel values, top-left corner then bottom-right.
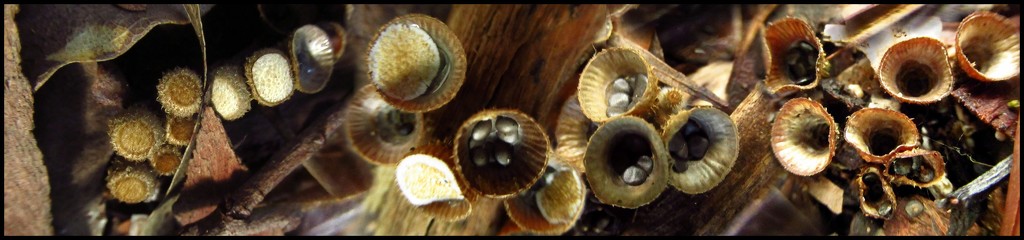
[[685, 61, 732, 107], [16, 4, 213, 91], [140, 194, 179, 236], [173, 107, 249, 226], [951, 81, 1019, 137], [725, 4, 776, 108], [3, 4, 54, 236], [166, 3, 210, 197], [824, 4, 924, 46], [34, 61, 127, 235]]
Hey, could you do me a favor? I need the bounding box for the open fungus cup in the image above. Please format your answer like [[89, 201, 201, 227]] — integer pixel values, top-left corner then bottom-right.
[[844, 108, 920, 164], [856, 165, 898, 220], [367, 14, 467, 112], [878, 37, 953, 104], [660, 107, 739, 194], [578, 47, 659, 123], [955, 11, 1021, 82], [289, 23, 342, 94], [555, 95, 599, 173], [884, 149, 946, 188], [771, 98, 838, 176], [764, 17, 829, 94], [345, 85, 426, 165], [454, 109, 550, 198], [584, 116, 668, 208]]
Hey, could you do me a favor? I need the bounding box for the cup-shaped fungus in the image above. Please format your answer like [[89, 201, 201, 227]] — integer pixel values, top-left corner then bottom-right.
[[317, 22, 347, 62], [454, 109, 550, 198], [395, 144, 475, 221], [164, 116, 195, 146], [289, 23, 343, 93], [578, 47, 659, 123], [367, 14, 467, 112], [555, 95, 599, 172], [650, 87, 687, 126], [245, 48, 295, 106], [955, 11, 1021, 82], [150, 144, 182, 176], [584, 116, 668, 208], [345, 85, 425, 165], [156, 68, 202, 118], [878, 37, 953, 104], [856, 165, 898, 219], [771, 98, 838, 176], [885, 149, 946, 188], [505, 163, 586, 235], [106, 158, 159, 204], [108, 105, 165, 161], [210, 64, 253, 121], [660, 106, 738, 194], [844, 108, 920, 164], [764, 17, 829, 94]]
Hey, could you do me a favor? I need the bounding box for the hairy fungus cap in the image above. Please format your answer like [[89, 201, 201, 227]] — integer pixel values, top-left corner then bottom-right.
[[106, 159, 158, 204], [211, 64, 253, 121], [150, 144, 182, 176], [156, 67, 202, 117], [165, 116, 195, 146], [108, 106, 165, 161]]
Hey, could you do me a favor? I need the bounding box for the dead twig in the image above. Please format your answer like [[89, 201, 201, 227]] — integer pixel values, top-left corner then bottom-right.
[[182, 100, 347, 235]]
